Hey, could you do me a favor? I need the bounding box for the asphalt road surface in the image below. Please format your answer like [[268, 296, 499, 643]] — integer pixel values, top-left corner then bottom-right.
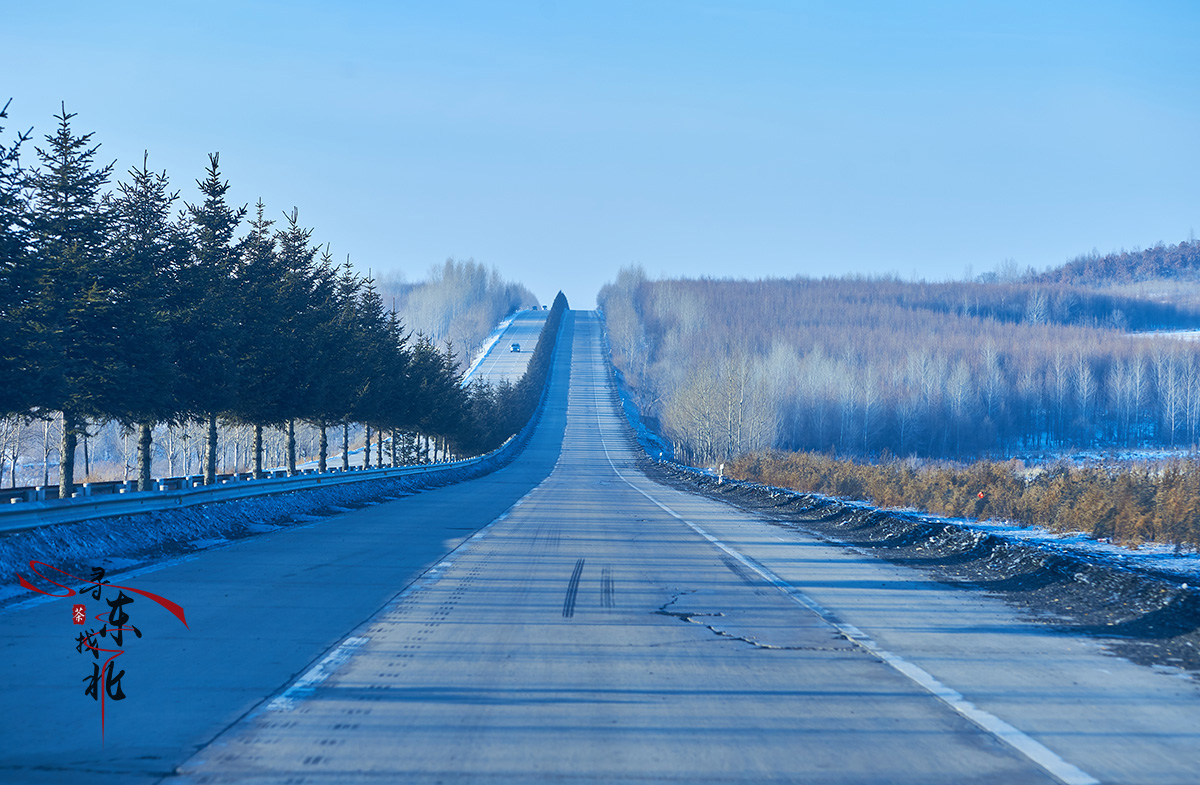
[[464, 308, 550, 385], [4, 311, 1200, 784]]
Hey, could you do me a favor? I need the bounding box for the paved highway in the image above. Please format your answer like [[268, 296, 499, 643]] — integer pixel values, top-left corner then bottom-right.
[[0, 317, 572, 784], [464, 308, 550, 385], [4, 312, 1200, 784]]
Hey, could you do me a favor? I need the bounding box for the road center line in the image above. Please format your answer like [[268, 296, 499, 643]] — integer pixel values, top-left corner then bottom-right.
[[590, 362, 1100, 785]]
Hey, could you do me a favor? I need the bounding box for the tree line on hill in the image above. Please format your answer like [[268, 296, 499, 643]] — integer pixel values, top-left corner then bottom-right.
[[0, 102, 557, 497], [600, 267, 1200, 464], [1033, 236, 1200, 287]]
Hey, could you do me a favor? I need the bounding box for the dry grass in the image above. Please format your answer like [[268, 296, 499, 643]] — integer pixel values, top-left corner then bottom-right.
[[729, 450, 1200, 550]]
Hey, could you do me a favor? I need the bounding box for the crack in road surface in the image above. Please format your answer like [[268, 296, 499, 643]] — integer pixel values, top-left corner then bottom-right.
[[656, 592, 850, 652], [720, 554, 770, 596]]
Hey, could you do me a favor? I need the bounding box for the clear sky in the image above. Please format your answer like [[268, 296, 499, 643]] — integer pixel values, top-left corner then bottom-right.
[[6, 1, 1198, 307]]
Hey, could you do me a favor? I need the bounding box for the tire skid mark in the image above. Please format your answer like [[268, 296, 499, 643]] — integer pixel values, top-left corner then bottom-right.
[[562, 558, 585, 618], [720, 555, 769, 596]]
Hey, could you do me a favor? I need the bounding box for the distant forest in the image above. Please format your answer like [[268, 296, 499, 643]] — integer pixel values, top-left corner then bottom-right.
[[0, 102, 544, 495], [600, 268, 1200, 464]]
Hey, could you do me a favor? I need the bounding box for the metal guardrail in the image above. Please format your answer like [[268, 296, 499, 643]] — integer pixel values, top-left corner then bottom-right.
[[0, 470, 293, 504], [0, 308, 569, 536], [0, 452, 497, 535]]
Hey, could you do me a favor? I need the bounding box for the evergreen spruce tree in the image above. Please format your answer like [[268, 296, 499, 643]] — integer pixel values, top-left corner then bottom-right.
[[0, 99, 34, 417], [383, 306, 412, 444], [306, 246, 343, 472], [435, 341, 465, 451], [232, 200, 283, 479], [179, 153, 245, 485], [332, 264, 366, 470], [273, 207, 319, 475], [349, 273, 396, 457], [407, 334, 464, 459], [109, 153, 183, 491], [363, 306, 412, 465], [25, 106, 119, 498]]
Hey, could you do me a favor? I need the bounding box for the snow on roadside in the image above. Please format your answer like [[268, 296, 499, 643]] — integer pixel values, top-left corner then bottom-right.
[[604, 352, 673, 459], [0, 462, 496, 610], [950, 516, 1200, 585]]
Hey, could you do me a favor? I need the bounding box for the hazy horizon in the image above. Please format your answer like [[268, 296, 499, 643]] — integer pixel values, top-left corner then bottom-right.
[[7, 1, 1197, 307]]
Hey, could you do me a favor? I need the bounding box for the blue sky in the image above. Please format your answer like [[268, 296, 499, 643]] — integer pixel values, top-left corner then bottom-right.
[[6, 1, 1198, 306]]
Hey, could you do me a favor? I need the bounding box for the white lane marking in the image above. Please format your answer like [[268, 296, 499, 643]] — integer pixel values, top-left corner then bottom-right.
[[264, 636, 370, 712], [587, 347, 1099, 785]]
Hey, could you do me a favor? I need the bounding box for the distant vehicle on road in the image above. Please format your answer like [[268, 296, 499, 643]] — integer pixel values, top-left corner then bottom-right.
[[511, 342, 521, 352]]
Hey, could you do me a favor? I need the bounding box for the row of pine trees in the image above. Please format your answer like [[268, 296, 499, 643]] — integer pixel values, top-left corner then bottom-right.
[[0, 103, 540, 498]]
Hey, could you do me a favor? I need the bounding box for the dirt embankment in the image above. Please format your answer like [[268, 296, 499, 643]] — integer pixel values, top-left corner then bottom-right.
[[643, 458, 1200, 677]]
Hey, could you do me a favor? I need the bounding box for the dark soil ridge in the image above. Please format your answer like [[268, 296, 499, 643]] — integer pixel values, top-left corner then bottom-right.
[[642, 458, 1200, 677]]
